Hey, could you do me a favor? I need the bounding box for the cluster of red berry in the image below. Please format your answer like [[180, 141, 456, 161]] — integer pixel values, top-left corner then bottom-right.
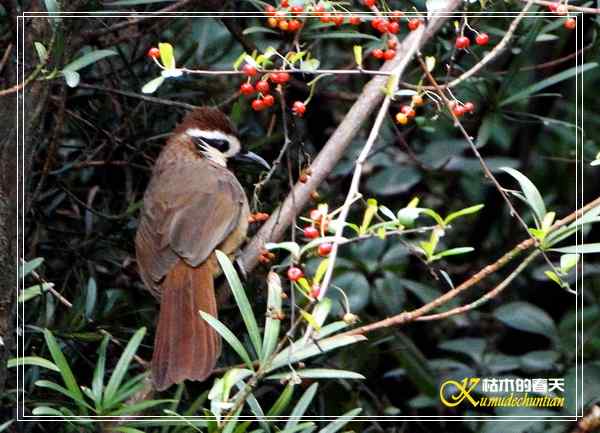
[[455, 32, 489, 49], [546, 2, 577, 29], [449, 100, 476, 117], [395, 94, 424, 125], [265, 2, 304, 32], [239, 64, 306, 115]]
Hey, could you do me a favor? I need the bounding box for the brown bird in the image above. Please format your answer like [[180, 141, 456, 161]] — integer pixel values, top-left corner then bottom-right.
[[135, 107, 269, 391]]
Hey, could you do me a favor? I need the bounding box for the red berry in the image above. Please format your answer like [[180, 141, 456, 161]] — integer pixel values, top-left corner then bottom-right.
[[318, 243, 333, 257], [242, 64, 257, 77], [314, 3, 325, 15], [310, 285, 321, 298], [303, 226, 319, 239], [408, 18, 421, 31], [292, 100, 306, 116], [288, 19, 301, 31], [452, 104, 466, 117], [252, 99, 266, 111], [384, 49, 396, 60], [388, 21, 400, 34], [309, 209, 322, 221], [375, 20, 389, 33], [349, 16, 361, 25], [547, 2, 558, 12], [320, 14, 330, 23], [287, 267, 304, 281], [332, 15, 344, 27], [475, 33, 489, 46], [240, 83, 255, 96], [265, 5, 276, 16], [363, 0, 376, 6], [147, 47, 160, 59], [371, 18, 384, 30], [401, 105, 416, 117], [455, 36, 470, 49], [372, 48, 384, 59], [279, 20, 290, 31], [256, 80, 270, 94], [271, 72, 290, 84], [291, 5, 303, 14], [263, 94, 275, 107], [280, 0, 289, 7], [387, 39, 398, 49], [464, 101, 475, 113], [564, 17, 576, 29]]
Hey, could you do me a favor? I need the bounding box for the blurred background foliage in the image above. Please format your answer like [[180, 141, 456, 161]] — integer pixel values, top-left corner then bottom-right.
[[4, 0, 600, 432]]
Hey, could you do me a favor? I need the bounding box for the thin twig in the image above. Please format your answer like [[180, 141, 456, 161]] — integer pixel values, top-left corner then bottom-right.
[[78, 83, 199, 110], [318, 30, 425, 300]]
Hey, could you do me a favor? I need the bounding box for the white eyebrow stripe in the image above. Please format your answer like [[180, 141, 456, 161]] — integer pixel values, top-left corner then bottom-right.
[[184, 127, 241, 162]]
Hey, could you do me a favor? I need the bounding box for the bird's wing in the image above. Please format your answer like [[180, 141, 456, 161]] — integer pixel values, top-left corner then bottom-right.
[[135, 160, 245, 293]]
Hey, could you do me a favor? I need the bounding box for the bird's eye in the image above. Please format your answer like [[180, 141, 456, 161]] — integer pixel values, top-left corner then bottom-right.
[[202, 138, 229, 152]]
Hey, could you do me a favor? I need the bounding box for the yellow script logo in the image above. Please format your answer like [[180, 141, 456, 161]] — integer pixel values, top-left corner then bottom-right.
[[440, 378, 481, 407]]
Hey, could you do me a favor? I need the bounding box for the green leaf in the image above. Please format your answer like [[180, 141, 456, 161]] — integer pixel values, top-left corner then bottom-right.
[[34, 380, 95, 411], [560, 254, 580, 272], [62, 70, 80, 88], [0, 420, 14, 432], [493, 302, 557, 340], [158, 42, 176, 69], [242, 26, 279, 35], [216, 251, 262, 357], [63, 50, 117, 72], [318, 408, 362, 433], [103, 327, 146, 407], [353, 45, 362, 67], [43, 329, 87, 412], [300, 58, 320, 71], [34, 42, 48, 63], [279, 422, 316, 433], [19, 257, 44, 278], [551, 243, 600, 254], [268, 334, 366, 372], [18, 282, 53, 303], [285, 383, 318, 429], [432, 247, 474, 260], [313, 259, 329, 286], [261, 272, 282, 361], [141, 76, 165, 94], [200, 311, 254, 369], [444, 204, 484, 225], [312, 298, 331, 329], [266, 382, 294, 416], [32, 406, 64, 416], [85, 278, 97, 319], [500, 167, 546, 224], [500, 63, 598, 106], [110, 399, 175, 415], [267, 369, 365, 380], [109, 427, 148, 433], [7, 356, 59, 372], [265, 241, 300, 259], [92, 336, 110, 410], [544, 270, 563, 287]]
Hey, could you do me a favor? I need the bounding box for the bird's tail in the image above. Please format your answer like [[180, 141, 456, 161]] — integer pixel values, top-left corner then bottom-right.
[[152, 260, 221, 391]]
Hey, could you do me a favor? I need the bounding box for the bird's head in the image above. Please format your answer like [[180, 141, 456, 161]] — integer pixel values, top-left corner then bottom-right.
[[175, 107, 270, 170]]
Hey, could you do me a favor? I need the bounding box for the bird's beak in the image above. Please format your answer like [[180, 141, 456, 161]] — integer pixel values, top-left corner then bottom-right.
[[234, 150, 271, 170]]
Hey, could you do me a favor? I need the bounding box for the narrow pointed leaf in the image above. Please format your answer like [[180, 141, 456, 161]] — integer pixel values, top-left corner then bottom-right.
[[200, 311, 254, 369], [261, 272, 282, 361], [216, 250, 262, 357]]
